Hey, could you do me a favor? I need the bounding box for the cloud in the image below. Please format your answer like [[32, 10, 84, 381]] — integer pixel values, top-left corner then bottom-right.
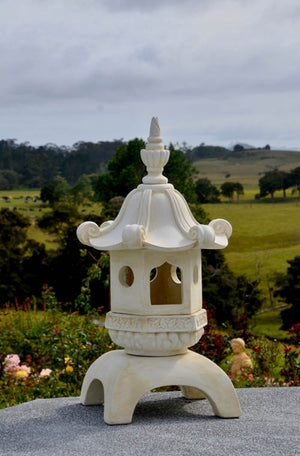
[[0, 0, 300, 147]]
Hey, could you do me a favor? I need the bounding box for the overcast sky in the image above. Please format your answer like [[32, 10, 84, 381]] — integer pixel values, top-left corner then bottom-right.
[[1, 0, 300, 149]]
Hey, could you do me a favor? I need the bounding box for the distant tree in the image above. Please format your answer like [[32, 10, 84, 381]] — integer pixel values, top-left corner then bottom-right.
[[0, 209, 47, 304], [102, 196, 125, 220], [63, 140, 123, 183], [164, 144, 197, 202], [202, 249, 263, 324], [93, 138, 145, 201], [40, 176, 70, 205], [71, 174, 93, 203], [220, 182, 235, 199], [220, 182, 244, 201], [264, 144, 271, 150], [195, 178, 220, 203], [186, 145, 230, 161], [94, 140, 197, 203], [275, 256, 300, 329], [37, 202, 109, 311], [38, 202, 83, 242], [233, 144, 244, 152], [233, 182, 244, 201], [259, 170, 292, 199], [0, 170, 20, 190], [289, 167, 300, 197]]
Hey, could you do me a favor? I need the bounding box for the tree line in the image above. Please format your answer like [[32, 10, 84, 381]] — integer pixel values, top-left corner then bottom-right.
[[0, 137, 273, 191], [0, 139, 123, 189], [257, 168, 300, 199]]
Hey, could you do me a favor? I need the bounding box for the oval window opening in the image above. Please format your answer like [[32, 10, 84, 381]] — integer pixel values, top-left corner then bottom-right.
[[119, 266, 134, 287], [150, 268, 157, 282]]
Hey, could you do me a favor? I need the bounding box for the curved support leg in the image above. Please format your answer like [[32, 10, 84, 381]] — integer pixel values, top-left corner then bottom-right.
[[80, 349, 241, 424]]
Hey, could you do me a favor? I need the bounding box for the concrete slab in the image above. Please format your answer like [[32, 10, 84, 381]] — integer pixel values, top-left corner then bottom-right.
[[0, 388, 299, 456]]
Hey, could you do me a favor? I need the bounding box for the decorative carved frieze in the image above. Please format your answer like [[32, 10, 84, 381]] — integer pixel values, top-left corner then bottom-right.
[[105, 309, 207, 333]]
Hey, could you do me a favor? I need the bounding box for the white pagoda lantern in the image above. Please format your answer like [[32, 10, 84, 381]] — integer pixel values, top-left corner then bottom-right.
[[77, 118, 241, 424]]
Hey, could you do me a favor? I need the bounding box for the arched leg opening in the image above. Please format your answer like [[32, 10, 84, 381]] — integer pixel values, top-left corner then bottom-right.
[[81, 378, 104, 406], [180, 385, 207, 400]]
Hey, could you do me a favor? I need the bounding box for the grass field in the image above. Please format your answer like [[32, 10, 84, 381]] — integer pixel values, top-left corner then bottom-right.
[[194, 149, 300, 185], [0, 190, 103, 248], [249, 307, 289, 340], [204, 200, 300, 305]]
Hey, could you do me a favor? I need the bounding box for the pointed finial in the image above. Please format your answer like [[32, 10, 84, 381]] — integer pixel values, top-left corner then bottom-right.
[[146, 117, 164, 151], [140, 117, 170, 184]]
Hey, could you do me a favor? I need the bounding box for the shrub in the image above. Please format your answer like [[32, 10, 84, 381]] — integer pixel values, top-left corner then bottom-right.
[[0, 310, 117, 408]]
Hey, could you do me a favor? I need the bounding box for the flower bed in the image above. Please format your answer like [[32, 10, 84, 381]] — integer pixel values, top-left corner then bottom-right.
[[0, 309, 299, 409]]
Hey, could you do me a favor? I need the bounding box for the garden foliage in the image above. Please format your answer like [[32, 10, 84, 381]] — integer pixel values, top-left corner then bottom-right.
[[0, 310, 116, 408]]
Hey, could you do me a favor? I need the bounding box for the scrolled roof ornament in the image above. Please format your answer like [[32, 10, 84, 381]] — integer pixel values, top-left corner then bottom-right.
[[76, 221, 101, 247], [209, 218, 232, 239]]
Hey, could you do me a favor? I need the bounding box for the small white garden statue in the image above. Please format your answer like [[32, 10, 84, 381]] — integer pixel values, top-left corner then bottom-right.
[[77, 117, 241, 424]]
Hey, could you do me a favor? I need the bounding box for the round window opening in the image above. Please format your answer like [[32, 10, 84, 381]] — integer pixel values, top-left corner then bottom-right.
[[119, 266, 134, 287]]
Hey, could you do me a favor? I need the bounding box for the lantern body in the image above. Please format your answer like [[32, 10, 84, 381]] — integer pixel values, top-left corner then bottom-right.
[[106, 249, 206, 356], [77, 118, 241, 423], [110, 249, 202, 315]]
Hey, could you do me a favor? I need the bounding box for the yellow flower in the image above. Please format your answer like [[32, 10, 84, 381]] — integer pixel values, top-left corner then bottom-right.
[[64, 357, 73, 365], [16, 370, 28, 379], [65, 365, 73, 373]]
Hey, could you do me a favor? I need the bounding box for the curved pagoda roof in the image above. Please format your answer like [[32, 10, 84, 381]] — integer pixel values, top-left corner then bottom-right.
[[77, 117, 232, 252]]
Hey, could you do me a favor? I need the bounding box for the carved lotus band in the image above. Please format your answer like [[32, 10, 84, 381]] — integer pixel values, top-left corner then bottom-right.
[[109, 328, 204, 356]]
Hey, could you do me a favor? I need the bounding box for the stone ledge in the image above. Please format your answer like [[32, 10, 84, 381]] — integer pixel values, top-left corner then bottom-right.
[[105, 309, 207, 332], [0, 388, 299, 456]]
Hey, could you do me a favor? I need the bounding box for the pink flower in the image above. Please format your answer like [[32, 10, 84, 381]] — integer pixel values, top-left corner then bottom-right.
[[52, 329, 60, 334], [4, 364, 19, 375], [3, 355, 31, 379], [39, 368, 52, 378], [253, 346, 260, 352], [248, 374, 254, 379], [4, 354, 20, 367], [19, 365, 31, 374]]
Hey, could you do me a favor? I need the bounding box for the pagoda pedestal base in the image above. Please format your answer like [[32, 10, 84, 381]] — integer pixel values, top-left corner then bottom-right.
[[80, 349, 241, 424]]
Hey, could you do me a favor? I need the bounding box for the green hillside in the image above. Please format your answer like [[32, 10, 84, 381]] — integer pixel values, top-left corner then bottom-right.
[[193, 149, 300, 185]]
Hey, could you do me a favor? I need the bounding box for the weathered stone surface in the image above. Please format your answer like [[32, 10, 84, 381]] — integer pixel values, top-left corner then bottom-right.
[[0, 388, 299, 456]]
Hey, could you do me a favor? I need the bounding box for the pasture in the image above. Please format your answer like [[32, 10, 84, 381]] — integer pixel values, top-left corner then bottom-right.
[[204, 200, 300, 304], [194, 149, 300, 185]]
